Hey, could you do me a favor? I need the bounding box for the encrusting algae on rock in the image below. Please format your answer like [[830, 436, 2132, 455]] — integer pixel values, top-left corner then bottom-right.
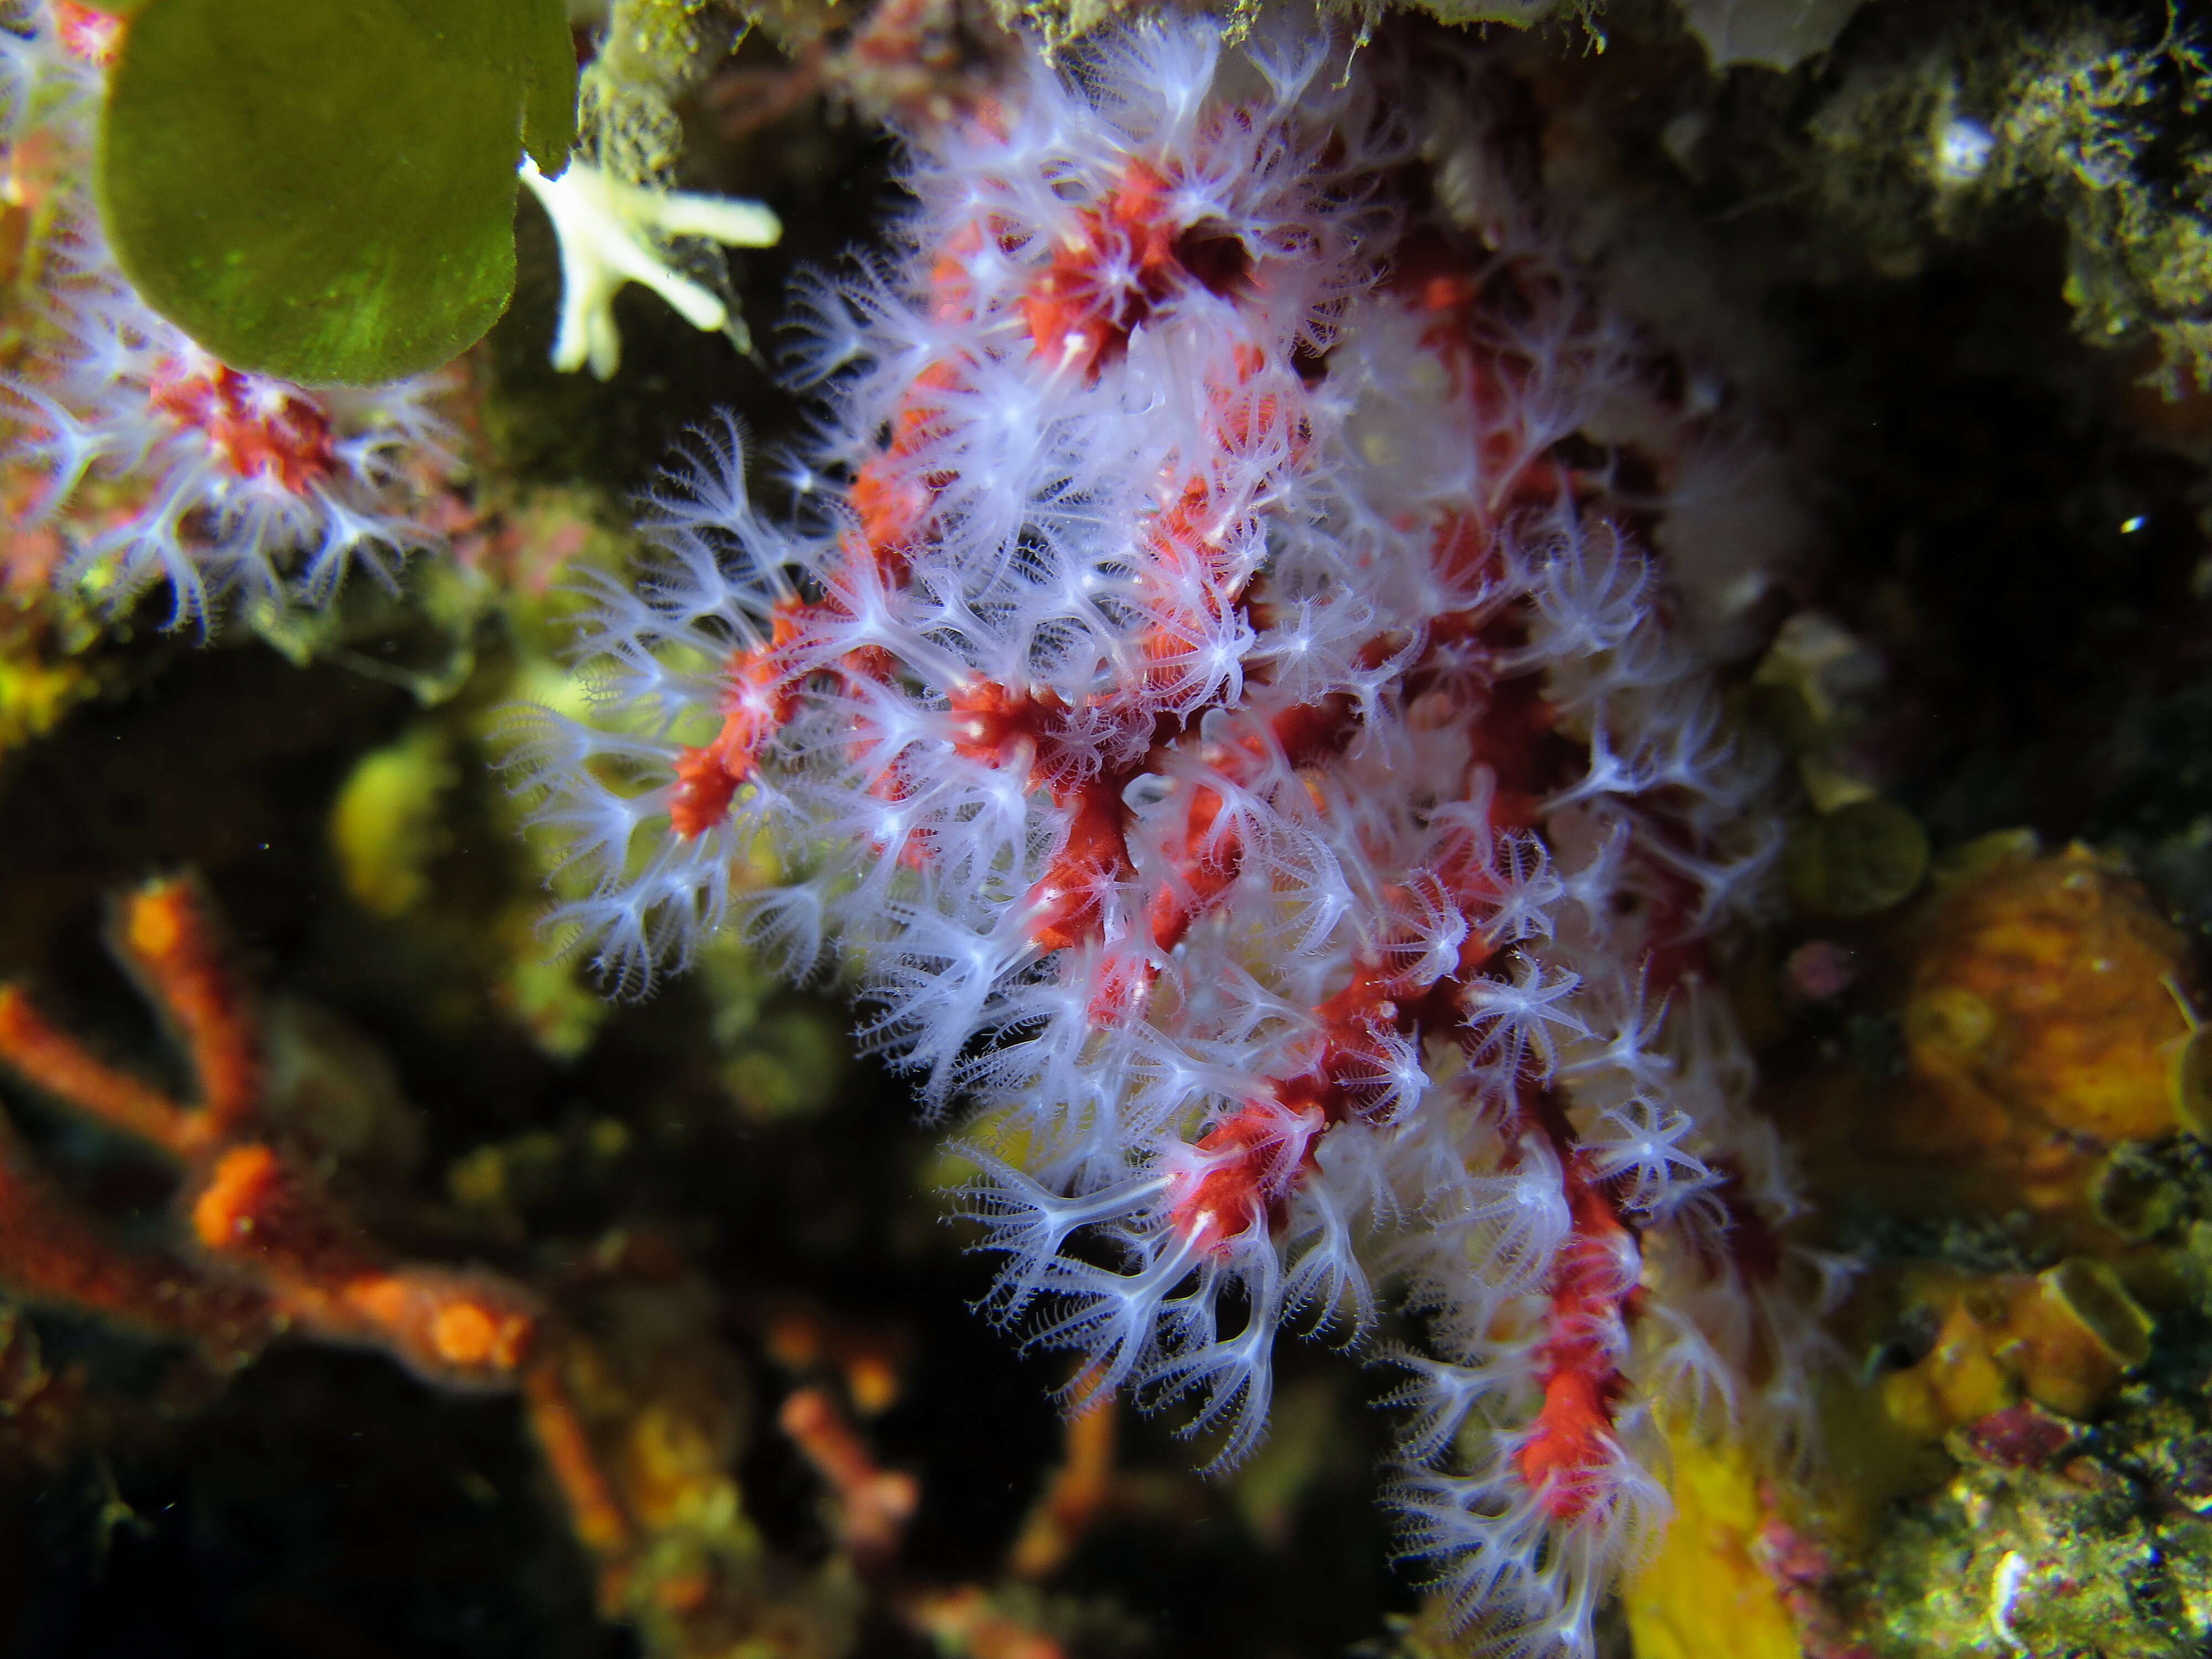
[[1786, 837, 2200, 1242], [1878, 1259, 2155, 1431], [1743, 813, 2212, 1654]]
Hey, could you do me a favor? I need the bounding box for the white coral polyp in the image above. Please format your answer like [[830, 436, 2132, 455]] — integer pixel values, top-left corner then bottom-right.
[[1, 1, 452, 629], [509, 18, 1833, 1653]]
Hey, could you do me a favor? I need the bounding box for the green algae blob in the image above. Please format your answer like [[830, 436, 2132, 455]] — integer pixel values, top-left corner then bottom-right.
[[1787, 797, 1933, 918], [99, 0, 577, 384]]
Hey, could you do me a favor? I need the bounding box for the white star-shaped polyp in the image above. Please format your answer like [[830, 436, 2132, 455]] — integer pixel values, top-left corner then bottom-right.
[[517, 158, 781, 380]]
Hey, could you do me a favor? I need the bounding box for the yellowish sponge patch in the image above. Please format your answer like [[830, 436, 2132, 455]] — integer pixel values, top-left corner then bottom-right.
[[1623, 1428, 1803, 1659]]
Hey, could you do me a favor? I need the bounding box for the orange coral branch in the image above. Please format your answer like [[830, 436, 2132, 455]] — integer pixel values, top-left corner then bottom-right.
[[1, 875, 537, 1389], [115, 877, 261, 1142], [779, 1384, 918, 1561], [901, 1587, 1066, 1659], [1007, 1389, 1116, 1579], [190, 1144, 538, 1386], [0, 1109, 270, 1363], [0, 982, 196, 1155], [0, 878, 262, 1158], [523, 1341, 637, 1574]]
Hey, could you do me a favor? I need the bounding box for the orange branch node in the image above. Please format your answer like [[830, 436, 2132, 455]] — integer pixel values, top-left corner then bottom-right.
[[190, 1142, 373, 1274], [189, 1143, 538, 1386], [0, 1112, 272, 1364], [340, 1269, 540, 1387]]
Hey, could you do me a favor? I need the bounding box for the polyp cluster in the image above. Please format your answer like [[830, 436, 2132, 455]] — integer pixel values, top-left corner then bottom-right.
[[513, 20, 1834, 1653]]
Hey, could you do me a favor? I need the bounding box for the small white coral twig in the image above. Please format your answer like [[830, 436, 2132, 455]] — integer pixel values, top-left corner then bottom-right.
[[518, 157, 781, 380]]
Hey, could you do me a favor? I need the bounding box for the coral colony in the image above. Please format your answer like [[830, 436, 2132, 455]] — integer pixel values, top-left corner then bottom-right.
[[0, 878, 541, 1389], [512, 19, 1837, 1655], [0, 1, 453, 628]]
